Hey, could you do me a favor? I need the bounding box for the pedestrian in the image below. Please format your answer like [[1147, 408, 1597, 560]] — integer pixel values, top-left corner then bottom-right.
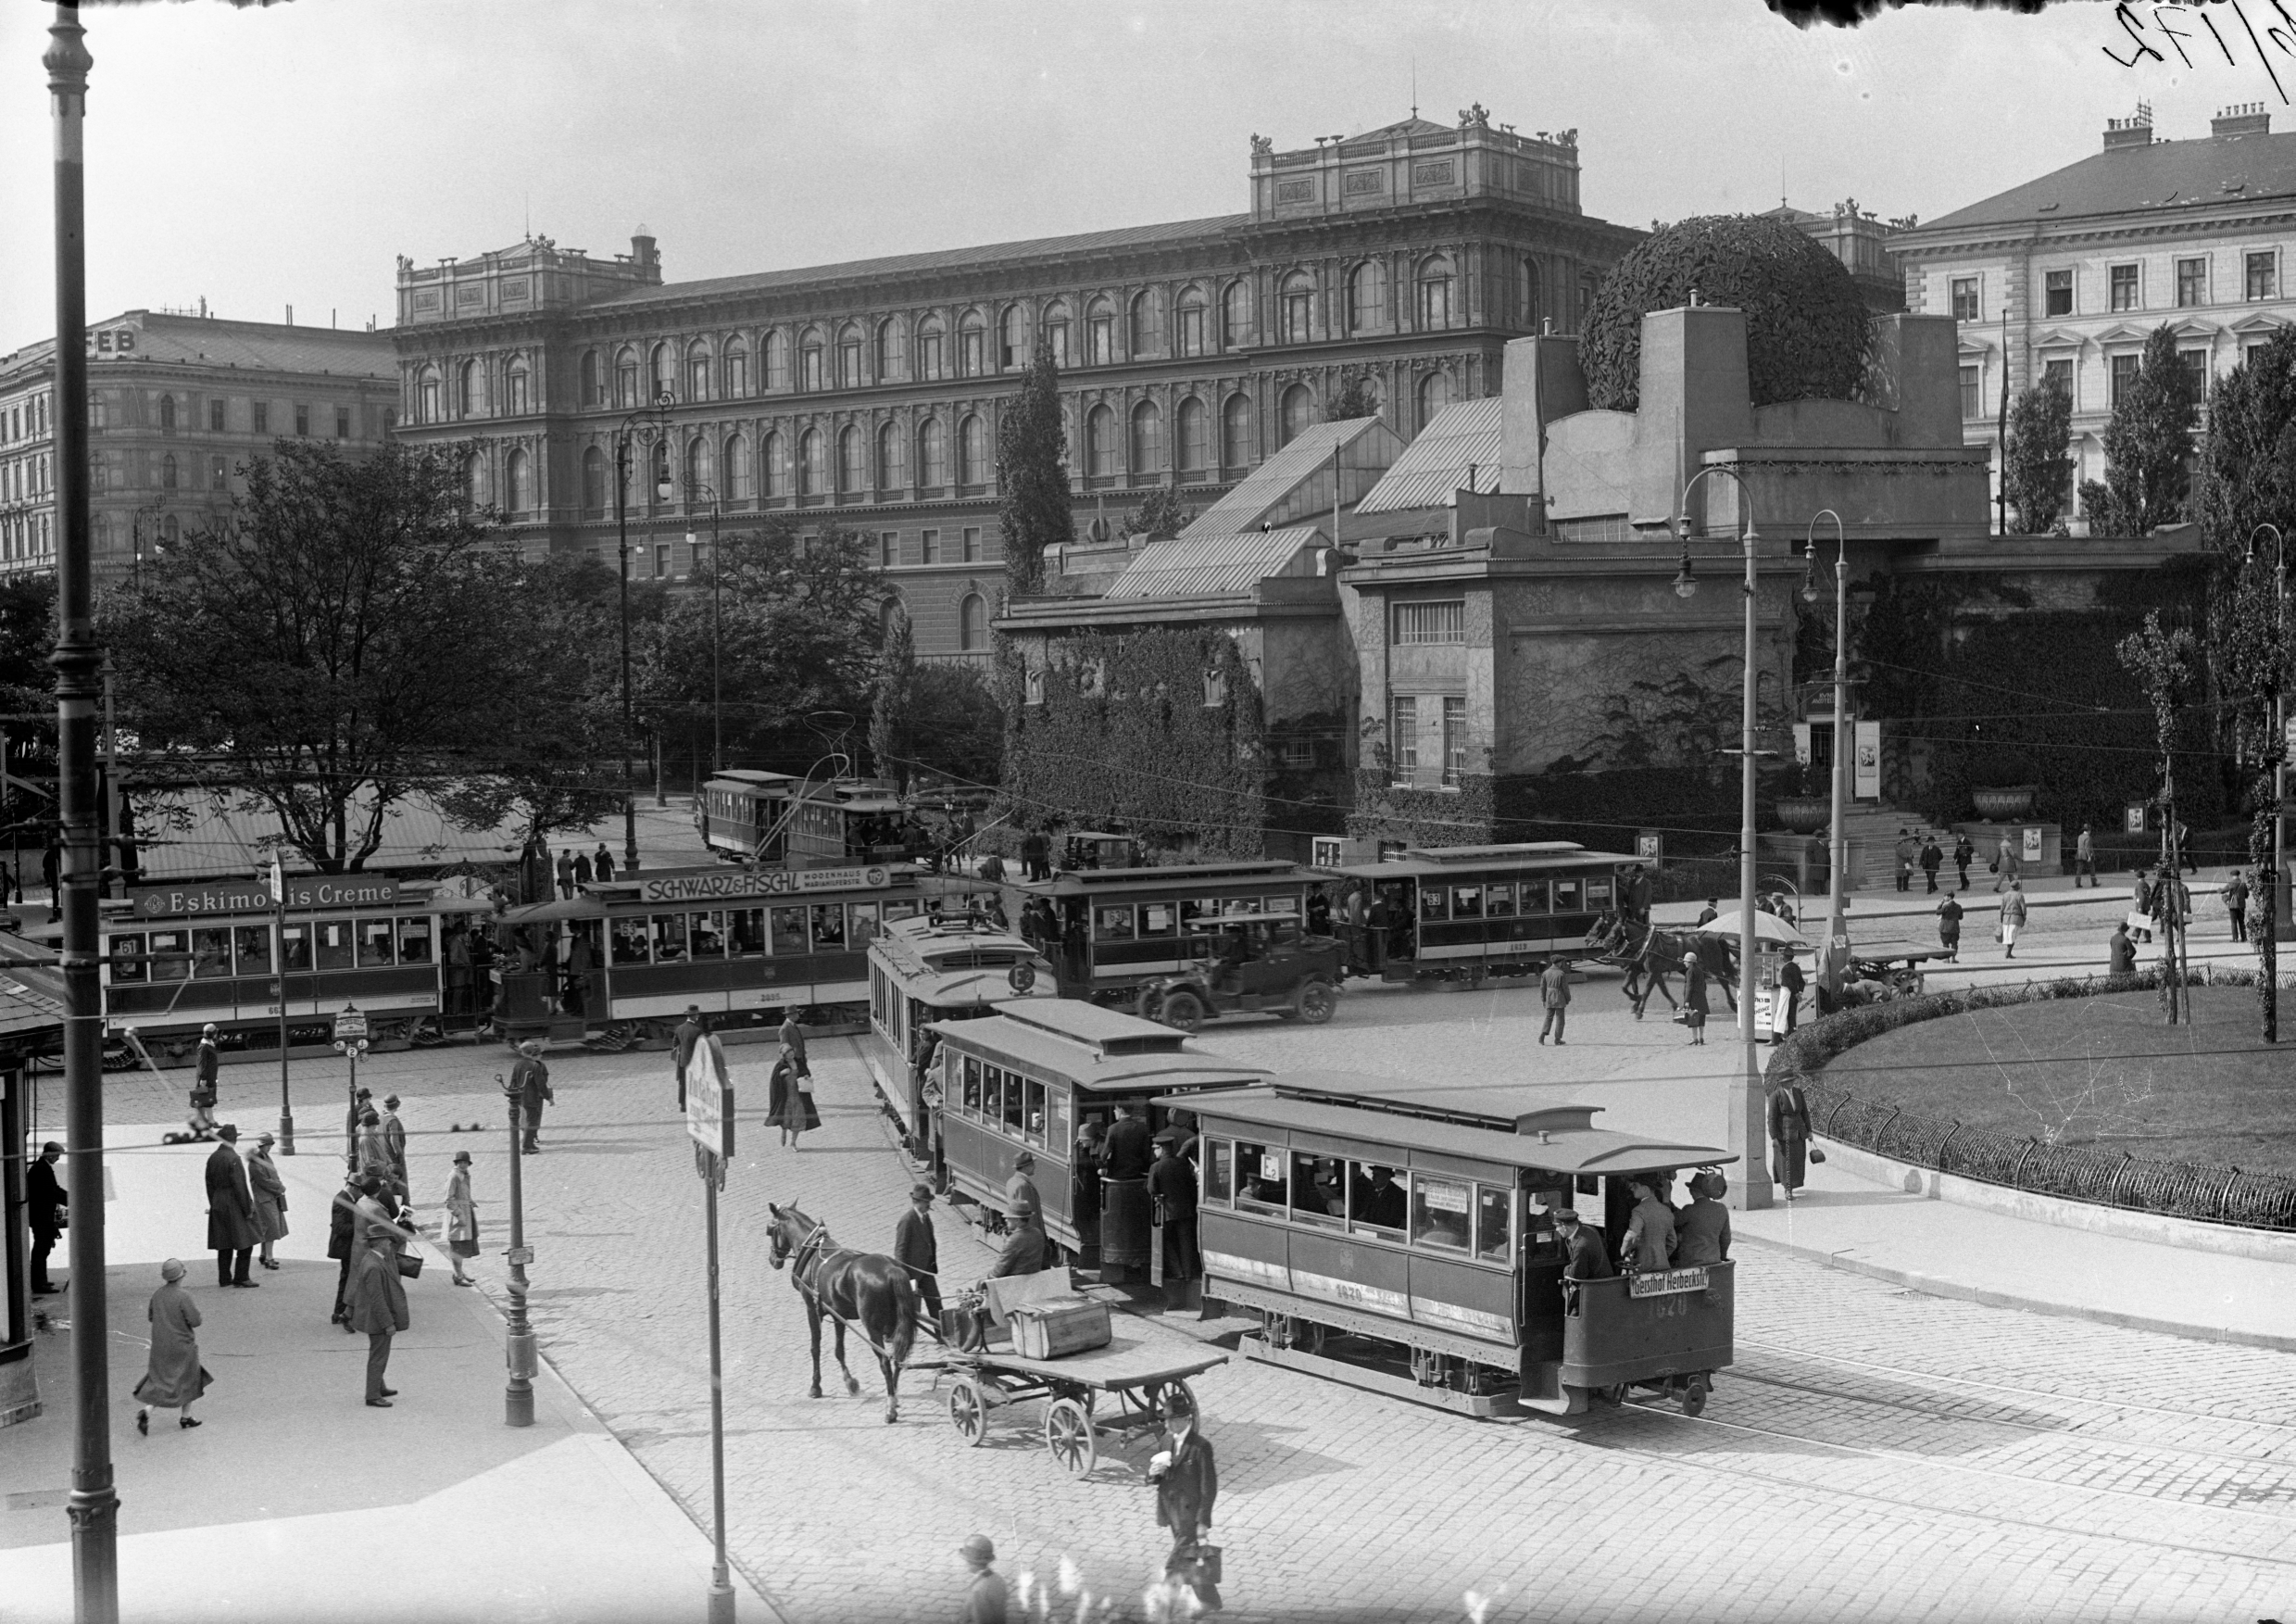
[[2132, 869, 2155, 944], [1621, 1175, 1675, 1275], [2075, 823, 2097, 888], [1894, 828, 1914, 892], [345, 1084, 373, 1172], [1148, 1389, 1222, 1614], [671, 1004, 706, 1110], [205, 1124, 259, 1289], [188, 1023, 221, 1141], [443, 1150, 480, 1287], [1149, 1128, 1198, 1290], [380, 1093, 408, 1190], [1937, 893, 1964, 962], [1953, 832, 1974, 891], [1673, 1169, 1731, 1265], [28, 1139, 65, 1295], [2000, 879, 2027, 959], [1919, 836, 1943, 894], [328, 1170, 369, 1328], [132, 1258, 210, 1435], [591, 841, 612, 884], [894, 1182, 942, 1328], [348, 1219, 410, 1407], [2108, 920, 2137, 976], [2224, 869, 2252, 943], [511, 1039, 552, 1154], [771, 1028, 820, 1151], [555, 849, 576, 900], [2176, 818, 2196, 875], [1005, 1149, 1040, 1220], [1694, 898, 1719, 928], [988, 1196, 1047, 1278], [246, 1131, 288, 1271], [572, 848, 593, 888], [356, 1108, 395, 1194], [955, 1534, 1008, 1624], [1680, 951, 1709, 1045], [1767, 1077, 1812, 1202], [1774, 954, 1804, 1042], [1992, 832, 2017, 892], [1537, 953, 1572, 1045]]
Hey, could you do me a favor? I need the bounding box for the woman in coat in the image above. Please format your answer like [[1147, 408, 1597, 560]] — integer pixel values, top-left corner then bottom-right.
[[443, 1150, 480, 1287], [1680, 951, 1709, 1046], [133, 1258, 210, 1433], [246, 1132, 289, 1270]]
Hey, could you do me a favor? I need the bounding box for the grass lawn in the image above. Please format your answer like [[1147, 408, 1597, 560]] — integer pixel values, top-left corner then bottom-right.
[[1817, 987, 2296, 1173]]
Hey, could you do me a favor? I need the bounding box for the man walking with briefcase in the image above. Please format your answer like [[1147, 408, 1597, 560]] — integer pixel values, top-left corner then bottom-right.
[[1149, 1389, 1222, 1612]]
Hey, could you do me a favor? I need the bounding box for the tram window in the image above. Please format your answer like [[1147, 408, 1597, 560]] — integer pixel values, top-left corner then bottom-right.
[[1418, 887, 1449, 923], [1093, 906, 1135, 941], [1001, 1070, 1028, 1138], [1289, 1152, 1344, 1227], [981, 1065, 1006, 1128], [651, 914, 688, 963], [356, 922, 395, 968], [110, 932, 148, 984], [960, 1056, 983, 1117], [233, 925, 273, 975], [1450, 885, 1482, 920], [1234, 1142, 1285, 1214], [1411, 1175, 1472, 1250], [603, 922, 641, 965], [397, 917, 433, 965], [728, 909, 765, 956], [1552, 878, 1583, 913], [280, 923, 312, 972], [769, 906, 807, 955], [1475, 1185, 1512, 1264], [1202, 1139, 1233, 1205], [692, 913, 726, 957], [1021, 1076, 1047, 1144], [1585, 877, 1612, 910], [810, 904, 847, 950], [849, 902, 880, 945], [313, 921, 353, 971], [1346, 1161, 1408, 1237], [1520, 879, 1549, 913], [1179, 899, 1210, 928], [1047, 1083, 1070, 1150], [1138, 903, 1177, 938], [1484, 884, 1516, 918], [192, 928, 232, 978], [148, 928, 191, 981], [884, 899, 922, 923]]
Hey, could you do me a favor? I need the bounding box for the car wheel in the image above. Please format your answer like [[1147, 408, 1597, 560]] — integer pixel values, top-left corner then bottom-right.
[[1297, 981, 1336, 1025], [1159, 989, 1206, 1033]]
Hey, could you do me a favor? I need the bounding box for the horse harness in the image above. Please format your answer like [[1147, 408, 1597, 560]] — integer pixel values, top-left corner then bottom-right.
[[784, 1218, 917, 1364]]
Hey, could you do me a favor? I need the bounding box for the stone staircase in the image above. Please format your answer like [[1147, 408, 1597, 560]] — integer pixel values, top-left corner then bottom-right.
[[1839, 803, 1957, 892]]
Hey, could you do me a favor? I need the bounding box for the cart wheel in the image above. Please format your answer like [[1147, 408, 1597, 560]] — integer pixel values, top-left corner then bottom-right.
[[1044, 1398, 1097, 1478], [1159, 989, 1206, 1033], [1296, 981, 1336, 1026], [947, 1377, 988, 1446], [1683, 1373, 1710, 1417]]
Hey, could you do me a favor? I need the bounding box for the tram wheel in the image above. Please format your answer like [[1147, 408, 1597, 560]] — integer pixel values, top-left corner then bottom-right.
[[1044, 1398, 1097, 1478], [1158, 990, 1207, 1033], [1683, 1373, 1710, 1417], [948, 1377, 988, 1445]]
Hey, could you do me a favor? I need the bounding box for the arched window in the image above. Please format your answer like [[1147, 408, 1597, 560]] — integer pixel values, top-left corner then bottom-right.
[[725, 433, 754, 501], [917, 417, 947, 487], [724, 336, 750, 397], [1176, 397, 1208, 474], [1416, 255, 1455, 330], [1221, 392, 1253, 469], [1086, 297, 1115, 366], [1222, 280, 1252, 350], [763, 431, 786, 498], [1416, 371, 1451, 432], [799, 428, 825, 497], [1175, 286, 1209, 357], [874, 317, 907, 383], [917, 315, 947, 382], [1129, 290, 1162, 359], [458, 359, 482, 417], [764, 330, 791, 392], [876, 421, 906, 492], [1000, 305, 1031, 370], [1519, 258, 1543, 329], [687, 434, 715, 497], [505, 355, 531, 415], [162, 514, 179, 545], [615, 346, 640, 408], [583, 446, 608, 513], [959, 413, 987, 485], [959, 592, 987, 652], [650, 342, 675, 399], [1280, 271, 1314, 345], [416, 371, 440, 422], [1279, 383, 1314, 447], [1042, 300, 1072, 367], [959, 310, 986, 377], [798, 328, 825, 391], [837, 323, 863, 389], [159, 394, 177, 432], [504, 447, 529, 516], [1129, 399, 1163, 476], [838, 424, 864, 493], [1349, 261, 1387, 334], [1085, 404, 1116, 477], [161, 452, 178, 489], [686, 339, 712, 402]]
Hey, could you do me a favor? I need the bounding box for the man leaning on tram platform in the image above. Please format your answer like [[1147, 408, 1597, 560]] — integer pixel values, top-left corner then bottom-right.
[[1549, 1204, 1612, 1286]]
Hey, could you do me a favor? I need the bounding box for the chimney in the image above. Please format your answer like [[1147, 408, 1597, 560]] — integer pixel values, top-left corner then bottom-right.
[[2103, 103, 2154, 151], [2214, 102, 2271, 138], [285, 304, 294, 326], [631, 225, 659, 269]]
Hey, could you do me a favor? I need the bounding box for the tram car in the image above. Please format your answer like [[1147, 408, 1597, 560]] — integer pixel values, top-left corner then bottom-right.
[[927, 1000, 1266, 1266], [1324, 842, 1644, 986], [1008, 858, 1337, 1007], [1191, 1072, 1735, 1417], [863, 913, 1056, 1159], [696, 772, 927, 869]]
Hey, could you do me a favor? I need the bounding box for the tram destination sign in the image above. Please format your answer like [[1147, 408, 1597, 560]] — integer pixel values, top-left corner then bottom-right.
[[132, 876, 400, 918], [1627, 1265, 1712, 1299], [638, 865, 891, 905]]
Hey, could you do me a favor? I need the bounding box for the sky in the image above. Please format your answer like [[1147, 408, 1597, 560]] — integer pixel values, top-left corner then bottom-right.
[[0, 0, 2278, 353]]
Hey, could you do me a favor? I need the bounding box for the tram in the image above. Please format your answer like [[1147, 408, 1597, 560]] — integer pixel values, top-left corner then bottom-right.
[[1324, 842, 1645, 986], [696, 772, 927, 868], [927, 1000, 1266, 1265], [1192, 1072, 1735, 1417], [863, 913, 1056, 1159], [1008, 858, 1336, 1006]]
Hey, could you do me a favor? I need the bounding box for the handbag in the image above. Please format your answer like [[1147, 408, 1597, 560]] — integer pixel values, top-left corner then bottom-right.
[[1809, 1147, 1826, 1164], [395, 1251, 424, 1279], [1988, 859, 1999, 874], [1193, 1545, 1223, 1586]]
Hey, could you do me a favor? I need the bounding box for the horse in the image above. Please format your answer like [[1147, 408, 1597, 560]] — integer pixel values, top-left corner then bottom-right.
[[765, 1202, 922, 1424], [1589, 920, 1739, 1017]]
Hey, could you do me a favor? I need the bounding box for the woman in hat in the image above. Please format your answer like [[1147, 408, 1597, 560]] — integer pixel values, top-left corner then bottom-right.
[[133, 1258, 210, 1434], [247, 1131, 289, 1270], [443, 1150, 480, 1286], [1681, 951, 1709, 1045]]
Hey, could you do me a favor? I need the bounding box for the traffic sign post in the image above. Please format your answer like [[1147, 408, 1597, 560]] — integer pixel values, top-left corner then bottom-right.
[[682, 1033, 737, 1624]]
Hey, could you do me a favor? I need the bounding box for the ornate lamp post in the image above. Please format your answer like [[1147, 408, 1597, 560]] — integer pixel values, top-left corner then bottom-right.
[[684, 480, 722, 777], [1801, 510, 1851, 997], [498, 1067, 536, 1428], [1670, 463, 1775, 1212], [614, 392, 674, 872]]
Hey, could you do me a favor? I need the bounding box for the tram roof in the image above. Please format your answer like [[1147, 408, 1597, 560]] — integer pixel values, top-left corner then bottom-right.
[[1325, 843, 1642, 880], [1012, 859, 1312, 897], [1196, 1082, 1736, 1177], [929, 999, 1270, 1092], [1248, 1068, 1735, 1146]]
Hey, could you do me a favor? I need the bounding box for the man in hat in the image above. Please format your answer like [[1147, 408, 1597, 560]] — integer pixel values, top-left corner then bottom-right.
[[27, 1139, 65, 1294], [188, 1023, 222, 1140], [955, 1533, 1008, 1624], [1005, 1150, 1039, 1225], [893, 1183, 941, 1325], [204, 1125, 260, 1288], [348, 1218, 410, 1406], [1674, 1170, 1732, 1265], [987, 1196, 1047, 1278], [511, 1039, 552, 1154], [1537, 954, 1572, 1045], [1551, 1205, 1613, 1285], [380, 1094, 408, 1190], [1148, 1128, 1198, 1290], [328, 1168, 370, 1328], [671, 1005, 706, 1110], [1148, 1387, 1221, 1612]]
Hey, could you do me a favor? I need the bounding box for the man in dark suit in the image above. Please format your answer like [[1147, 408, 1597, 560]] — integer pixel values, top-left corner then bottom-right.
[[1148, 1130, 1198, 1292], [1767, 1078, 1812, 1202], [27, 1139, 65, 1294], [511, 1040, 552, 1154], [204, 1125, 260, 1287], [671, 1006, 706, 1110], [893, 1183, 941, 1326], [328, 1170, 369, 1328], [1148, 1390, 1221, 1612], [1553, 1205, 1612, 1282]]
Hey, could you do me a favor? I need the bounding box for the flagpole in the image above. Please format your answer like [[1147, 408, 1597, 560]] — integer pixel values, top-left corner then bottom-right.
[[1995, 308, 2011, 535]]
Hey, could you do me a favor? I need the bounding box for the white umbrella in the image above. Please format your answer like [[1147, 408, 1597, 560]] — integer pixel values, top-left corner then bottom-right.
[[1695, 909, 1808, 949]]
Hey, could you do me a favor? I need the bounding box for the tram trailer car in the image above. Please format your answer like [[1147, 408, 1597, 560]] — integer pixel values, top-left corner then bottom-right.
[[1191, 1072, 1735, 1417], [927, 1000, 1267, 1266], [1325, 842, 1645, 987], [864, 914, 1057, 1160], [697, 773, 928, 869], [1006, 859, 1336, 1006]]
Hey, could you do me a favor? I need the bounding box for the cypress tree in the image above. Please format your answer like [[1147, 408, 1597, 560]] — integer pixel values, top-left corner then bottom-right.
[[997, 353, 1073, 597]]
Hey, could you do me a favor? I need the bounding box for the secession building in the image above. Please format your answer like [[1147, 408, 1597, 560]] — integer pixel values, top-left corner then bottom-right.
[[0, 310, 397, 584], [388, 107, 1642, 659]]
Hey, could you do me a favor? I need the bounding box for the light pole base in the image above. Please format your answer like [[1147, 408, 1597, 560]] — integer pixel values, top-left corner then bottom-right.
[[505, 1376, 533, 1429], [708, 1574, 736, 1624], [277, 1111, 295, 1157]]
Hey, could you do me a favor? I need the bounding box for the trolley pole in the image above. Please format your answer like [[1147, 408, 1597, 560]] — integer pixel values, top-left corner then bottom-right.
[[500, 1070, 535, 1428]]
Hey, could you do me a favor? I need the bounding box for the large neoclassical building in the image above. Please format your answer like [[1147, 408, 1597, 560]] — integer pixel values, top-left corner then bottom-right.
[[390, 109, 1640, 657]]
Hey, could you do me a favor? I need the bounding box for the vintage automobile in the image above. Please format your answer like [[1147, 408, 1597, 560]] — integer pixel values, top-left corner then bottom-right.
[[1135, 914, 1343, 1032]]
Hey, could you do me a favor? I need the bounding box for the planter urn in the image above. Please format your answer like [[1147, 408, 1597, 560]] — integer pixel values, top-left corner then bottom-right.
[[1775, 795, 1831, 834], [1970, 785, 2037, 821]]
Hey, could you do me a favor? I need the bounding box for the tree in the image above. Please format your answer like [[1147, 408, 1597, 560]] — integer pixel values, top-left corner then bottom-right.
[[2001, 374, 2074, 534], [903, 662, 1003, 789], [0, 577, 56, 849], [1579, 214, 1872, 412], [1325, 370, 1380, 421], [997, 353, 1073, 597], [107, 440, 523, 871], [2116, 611, 2200, 1024], [2192, 330, 2296, 564], [867, 605, 917, 793], [1123, 487, 1193, 537], [2081, 325, 2198, 536]]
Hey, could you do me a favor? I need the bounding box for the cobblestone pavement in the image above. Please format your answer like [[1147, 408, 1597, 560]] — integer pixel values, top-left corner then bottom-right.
[[166, 1006, 2296, 1624]]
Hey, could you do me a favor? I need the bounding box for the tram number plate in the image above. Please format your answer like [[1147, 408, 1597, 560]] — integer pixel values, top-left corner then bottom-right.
[[1629, 1266, 1710, 1298]]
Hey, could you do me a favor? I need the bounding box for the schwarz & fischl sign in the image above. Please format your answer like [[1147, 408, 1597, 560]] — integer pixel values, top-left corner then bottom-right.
[[132, 876, 402, 918], [636, 865, 891, 905]]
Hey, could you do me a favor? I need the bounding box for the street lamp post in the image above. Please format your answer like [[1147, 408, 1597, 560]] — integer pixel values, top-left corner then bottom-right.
[[1671, 463, 1775, 1212], [1801, 510, 1852, 998], [498, 1068, 535, 1428], [614, 393, 675, 874], [684, 483, 723, 778]]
